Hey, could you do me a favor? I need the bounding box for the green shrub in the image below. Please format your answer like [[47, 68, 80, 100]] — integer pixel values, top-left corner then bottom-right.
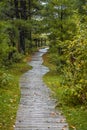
[[12, 52, 23, 63], [49, 38, 87, 105], [0, 70, 14, 88]]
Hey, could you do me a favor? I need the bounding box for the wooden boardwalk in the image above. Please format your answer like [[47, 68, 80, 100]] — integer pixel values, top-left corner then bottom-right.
[[14, 48, 69, 130]]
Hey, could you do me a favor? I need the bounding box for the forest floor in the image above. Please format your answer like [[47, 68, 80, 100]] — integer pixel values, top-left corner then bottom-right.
[[43, 52, 87, 130], [0, 48, 87, 130], [14, 48, 69, 130]]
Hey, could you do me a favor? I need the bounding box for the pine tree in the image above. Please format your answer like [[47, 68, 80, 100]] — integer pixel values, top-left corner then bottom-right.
[[42, 0, 77, 42]]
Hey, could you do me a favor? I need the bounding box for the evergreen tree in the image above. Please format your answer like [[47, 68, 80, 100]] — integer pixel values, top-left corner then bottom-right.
[[42, 0, 77, 43]]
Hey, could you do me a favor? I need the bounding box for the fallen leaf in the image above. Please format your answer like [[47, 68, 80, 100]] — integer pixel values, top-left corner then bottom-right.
[[62, 125, 68, 130], [70, 125, 76, 130], [50, 112, 57, 117], [60, 118, 66, 123], [13, 125, 15, 128]]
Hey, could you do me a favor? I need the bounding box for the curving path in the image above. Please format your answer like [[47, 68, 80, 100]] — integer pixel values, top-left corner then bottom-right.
[[14, 48, 69, 130]]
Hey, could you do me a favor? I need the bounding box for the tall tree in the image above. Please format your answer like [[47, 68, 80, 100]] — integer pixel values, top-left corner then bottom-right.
[[42, 0, 77, 43]]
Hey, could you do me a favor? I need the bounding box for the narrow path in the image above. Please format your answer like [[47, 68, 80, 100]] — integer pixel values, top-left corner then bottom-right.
[[14, 48, 69, 130]]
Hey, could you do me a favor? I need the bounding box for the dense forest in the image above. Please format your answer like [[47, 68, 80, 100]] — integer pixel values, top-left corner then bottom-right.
[[0, 0, 47, 66], [44, 0, 87, 105], [0, 0, 87, 130]]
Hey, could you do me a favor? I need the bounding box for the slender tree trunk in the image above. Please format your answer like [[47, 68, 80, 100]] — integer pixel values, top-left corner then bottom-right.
[[19, 29, 25, 54], [19, 0, 27, 53], [60, 5, 63, 41], [14, 0, 20, 18], [14, 0, 20, 52], [20, 0, 27, 19], [28, 0, 32, 48]]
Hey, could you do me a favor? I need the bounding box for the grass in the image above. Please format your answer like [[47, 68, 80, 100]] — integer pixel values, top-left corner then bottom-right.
[[0, 57, 32, 130], [43, 53, 87, 130]]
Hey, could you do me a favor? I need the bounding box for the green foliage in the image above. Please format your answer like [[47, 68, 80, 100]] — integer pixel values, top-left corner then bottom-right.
[[42, 0, 77, 41], [49, 36, 87, 105], [11, 52, 23, 63], [62, 38, 87, 105], [14, 19, 32, 31], [43, 53, 87, 130], [48, 34, 87, 105], [0, 20, 27, 67], [0, 60, 31, 130], [44, 0, 87, 106], [0, 0, 44, 61], [0, 70, 13, 88], [0, 1, 14, 20]]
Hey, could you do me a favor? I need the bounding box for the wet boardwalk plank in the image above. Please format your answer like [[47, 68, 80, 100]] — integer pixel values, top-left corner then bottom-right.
[[14, 48, 69, 130]]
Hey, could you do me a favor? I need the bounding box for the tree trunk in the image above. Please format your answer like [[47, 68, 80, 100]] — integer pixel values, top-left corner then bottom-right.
[[28, 0, 32, 48], [19, 29, 25, 54], [20, 0, 27, 20], [14, 0, 20, 18], [60, 5, 64, 41]]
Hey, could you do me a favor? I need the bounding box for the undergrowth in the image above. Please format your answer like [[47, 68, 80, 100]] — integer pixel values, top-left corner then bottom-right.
[[0, 56, 32, 130], [43, 53, 87, 130]]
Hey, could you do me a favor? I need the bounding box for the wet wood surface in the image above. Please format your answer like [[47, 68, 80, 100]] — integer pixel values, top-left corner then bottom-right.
[[14, 48, 69, 130]]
